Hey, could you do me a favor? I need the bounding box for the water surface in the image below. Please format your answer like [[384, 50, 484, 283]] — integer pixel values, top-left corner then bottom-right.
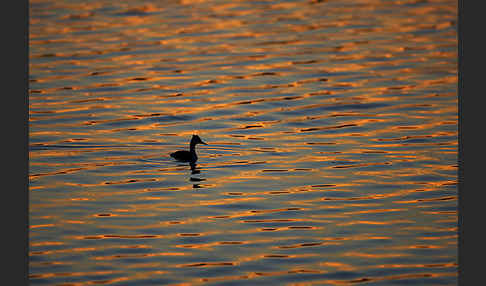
[[29, 0, 458, 285]]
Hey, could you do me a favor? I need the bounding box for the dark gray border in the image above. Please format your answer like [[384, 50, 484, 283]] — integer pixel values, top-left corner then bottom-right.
[[7, 0, 28, 284]]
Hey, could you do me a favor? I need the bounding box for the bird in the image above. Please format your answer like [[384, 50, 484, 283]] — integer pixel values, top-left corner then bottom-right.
[[170, 135, 207, 163]]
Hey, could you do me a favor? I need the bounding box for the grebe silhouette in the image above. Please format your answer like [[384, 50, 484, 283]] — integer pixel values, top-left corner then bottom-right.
[[170, 135, 207, 163]]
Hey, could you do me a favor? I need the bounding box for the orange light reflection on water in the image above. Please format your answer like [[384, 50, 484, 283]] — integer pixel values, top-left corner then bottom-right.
[[30, 0, 457, 284]]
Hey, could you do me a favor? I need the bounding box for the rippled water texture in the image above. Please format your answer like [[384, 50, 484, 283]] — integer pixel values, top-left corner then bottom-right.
[[29, 0, 458, 285]]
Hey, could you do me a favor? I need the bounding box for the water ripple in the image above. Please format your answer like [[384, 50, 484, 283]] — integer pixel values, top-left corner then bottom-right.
[[29, 0, 457, 285]]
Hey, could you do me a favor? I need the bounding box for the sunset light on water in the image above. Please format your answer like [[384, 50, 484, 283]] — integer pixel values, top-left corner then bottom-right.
[[29, 0, 458, 284]]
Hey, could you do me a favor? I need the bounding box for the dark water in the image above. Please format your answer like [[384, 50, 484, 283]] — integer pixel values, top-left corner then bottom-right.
[[29, 0, 458, 285]]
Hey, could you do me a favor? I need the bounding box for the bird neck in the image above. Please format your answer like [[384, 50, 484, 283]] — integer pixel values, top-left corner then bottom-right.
[[189, 141, 196, 153]]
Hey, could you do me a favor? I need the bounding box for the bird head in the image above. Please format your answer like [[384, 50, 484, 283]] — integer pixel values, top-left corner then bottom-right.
[[191, 134, 207, 145]]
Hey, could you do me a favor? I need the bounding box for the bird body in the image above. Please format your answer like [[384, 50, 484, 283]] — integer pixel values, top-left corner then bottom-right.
[[170, 135, 207, 162], [170, 150, 197, 162]]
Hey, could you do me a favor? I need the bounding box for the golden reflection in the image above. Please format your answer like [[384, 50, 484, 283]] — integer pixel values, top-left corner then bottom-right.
[[63, 220, 86, 224], [320, 262, 356, 272], [337, 219, 413, 226], [343, 208, 405, 215], [30, 0, 457, 284], [74, 234, 165, 240], [29, 270, 118, 279], [198, 196, 263, 206], [178, 262, 236, 268], [396, 195, 456, 204], [30, 247, 97, 256], [30, 224, 55, 229], [378, 262, 457, 269], [94, 252, 187, 261], [294, 272, 457, 286], [344, 252, 409, 259], [30, 241, 64, 247]]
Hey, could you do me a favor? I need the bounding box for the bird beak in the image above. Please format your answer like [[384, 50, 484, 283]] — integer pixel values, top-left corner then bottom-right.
[[201, 141, 208, 145]]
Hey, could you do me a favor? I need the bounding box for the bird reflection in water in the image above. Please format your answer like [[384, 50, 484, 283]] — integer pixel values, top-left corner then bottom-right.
[[190, 162, 206, 188], [190, 161, 200, 174]]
